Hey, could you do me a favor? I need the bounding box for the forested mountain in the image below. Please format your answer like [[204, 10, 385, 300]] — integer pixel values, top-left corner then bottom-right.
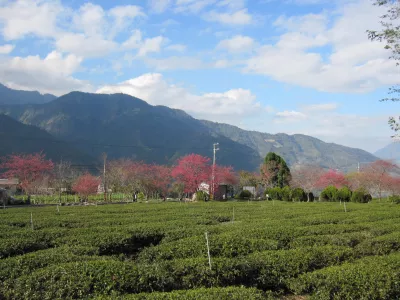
[[0, 114, 93, 163], [0, 83, 56, 105], [0, 85, 379, 171], [0, 92, 260, 170], [201, 121, 378, 172]]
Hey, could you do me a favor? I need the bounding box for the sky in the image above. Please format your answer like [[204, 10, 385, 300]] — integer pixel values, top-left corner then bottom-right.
[[0, 0, 398, 154]]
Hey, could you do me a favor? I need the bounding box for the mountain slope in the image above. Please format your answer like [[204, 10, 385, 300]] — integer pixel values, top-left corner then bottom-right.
[[0, 83, 56, 105], [201, 120, 378, 172], [375, 142, 400, 163], [0, 92, 261, 171], [0, 114, 94, 163]]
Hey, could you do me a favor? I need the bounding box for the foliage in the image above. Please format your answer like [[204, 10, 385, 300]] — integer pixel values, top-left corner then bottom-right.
[[261, 152, 291, 188], [171, 154, 211, 194], [291, 187, 307, 202], [367, 0, 400, 135], [72, 173, 101, 201], [316, 169, 348, 189], [265, 187, 282, 200], [238, 171, 260, 188], [280, 186, 292, 202], [0, 152, 54, 195], [1, 201, 400, 298], [320, 186, 338, 202], [351, 188, 370, 203], [389, 195, 400, 204], [137, 192, 145, 201], [337, 187, 352, 202], [196, 191, 208, 202], [237, 189, 253, 199], [291, 165, 324, 201]]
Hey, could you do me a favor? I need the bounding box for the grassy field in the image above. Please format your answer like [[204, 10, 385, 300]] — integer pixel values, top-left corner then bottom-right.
[[0, 201, 399, 299]]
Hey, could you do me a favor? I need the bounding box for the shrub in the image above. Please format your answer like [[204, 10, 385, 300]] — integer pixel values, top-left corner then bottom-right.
[[265, 187, 282, 200], [137, 192, 145, 201], [337, 187, 352, 202], [237, 190, 253, 199], [320, 186, 338, 202], [196, 191, 208, 202], [351, 188, 369, 203], [289, 253, 400, 300], [281, 186, 292, 201], [292, 188, 307, 202], [389, 195, 400, 204]]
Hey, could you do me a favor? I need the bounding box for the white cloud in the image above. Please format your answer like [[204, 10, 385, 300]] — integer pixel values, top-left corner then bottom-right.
[[205, 9, 253, 25], [148, 0, 172, 13], [122, 30, 143, 50], [245, 0, 400, 93], [0, 44, 14, 54], [0, 0, 63, 40], [73, 3, 105, 38], [165, 44, 187, 52], [108, 5, 145, 37], [303, 103, 338, 112], [275, 110, 307, 120], [0, 51, 91, 95], [56, 33, 117, 58], [217, 35, 255, 53], [96, 73, 264, 123], [143, 56, 205, 70], [175, 0, 216, 14], [137, 36, 166, 57]]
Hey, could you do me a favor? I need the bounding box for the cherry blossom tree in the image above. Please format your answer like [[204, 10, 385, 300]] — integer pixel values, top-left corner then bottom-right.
[[72, 173, 101, 202], [171, 154, 211, 194], [316, 169, 348, 189], [291, 165, 325, 202], [0, 152, 54, 196], [362, 160, 398, 201]]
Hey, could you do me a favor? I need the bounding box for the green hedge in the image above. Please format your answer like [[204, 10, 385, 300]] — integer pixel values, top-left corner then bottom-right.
[[289, 253, 400, 300], [96, 287, 272, 299]]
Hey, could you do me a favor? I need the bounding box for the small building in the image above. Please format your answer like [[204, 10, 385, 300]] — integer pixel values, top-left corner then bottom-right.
[[0, 178, 19, 194]]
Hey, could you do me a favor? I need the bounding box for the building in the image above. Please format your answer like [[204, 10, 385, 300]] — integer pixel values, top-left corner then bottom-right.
[[0, 178, 19, 194]]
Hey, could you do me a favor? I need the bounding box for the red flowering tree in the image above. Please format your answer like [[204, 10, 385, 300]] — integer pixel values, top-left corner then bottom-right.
[[148, 165, 172, 198], [362, 160, 398, 201], [383, 175, 400, 196], [72, 173, 101, 201], [291, 165, 325, 202], [171, 154, 211, 194], [316, 169, 348, 189], [0, 152, 54, 195]]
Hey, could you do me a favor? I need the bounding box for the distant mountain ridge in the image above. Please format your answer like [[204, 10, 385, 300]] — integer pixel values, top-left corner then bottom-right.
[[0, 114, 93, 163], [0, 83, 56, 105], [0, 84, 379, 171], [201, 120, 378, 172], [375, 142, 400, 163], [0, 91, 260, 170]]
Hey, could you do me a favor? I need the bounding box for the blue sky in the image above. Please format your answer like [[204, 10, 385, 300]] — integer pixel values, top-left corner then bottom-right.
[[0, 0, 398, 153]]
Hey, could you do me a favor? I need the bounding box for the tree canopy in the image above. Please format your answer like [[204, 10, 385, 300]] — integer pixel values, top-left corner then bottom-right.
[[261, 152, 291, 188], [367, 0, 400, 136]]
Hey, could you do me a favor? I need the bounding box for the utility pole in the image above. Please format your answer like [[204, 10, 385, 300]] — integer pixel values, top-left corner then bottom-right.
[[212, 143, 219, 199], [102, 153, 107, 202]]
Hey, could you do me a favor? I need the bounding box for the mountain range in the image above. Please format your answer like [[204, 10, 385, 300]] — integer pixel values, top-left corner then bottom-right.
[[0, 83, 56, 105], [0, 84, 379, 171], [375, 142, 400, 163]]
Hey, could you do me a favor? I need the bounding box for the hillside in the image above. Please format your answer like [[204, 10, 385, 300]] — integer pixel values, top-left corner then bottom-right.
[[201, 120, 378, 172], [0, 114, 94, 163], [0, 83, 56, 105], [375, 142, 400, 163], [0, 92, 261, 170]]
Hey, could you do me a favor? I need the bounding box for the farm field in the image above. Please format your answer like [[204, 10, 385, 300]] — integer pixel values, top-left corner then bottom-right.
[[0, 201, 399, 299]]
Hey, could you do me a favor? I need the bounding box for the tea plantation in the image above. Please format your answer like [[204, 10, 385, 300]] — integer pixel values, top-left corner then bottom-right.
[[0, 201, 399, 299]]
